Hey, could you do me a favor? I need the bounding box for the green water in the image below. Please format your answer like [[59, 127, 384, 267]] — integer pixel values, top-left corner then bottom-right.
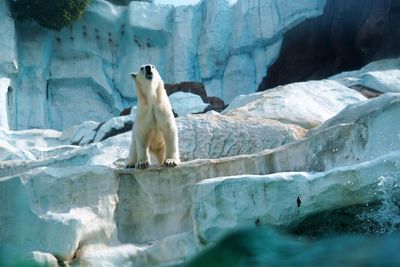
[[183, 227, 400, 267]]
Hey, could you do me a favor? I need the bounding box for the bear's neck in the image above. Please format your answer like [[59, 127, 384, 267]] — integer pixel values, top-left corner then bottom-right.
[[136, 80, 164, 106]]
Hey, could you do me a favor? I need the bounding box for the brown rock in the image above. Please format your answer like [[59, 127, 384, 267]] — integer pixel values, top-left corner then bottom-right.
[[119, 107, 132, 116], [350, 85, 383, 99], [205, 96, 227, 113], [165, 81, 208, 102], [165, 81, 226, 114]]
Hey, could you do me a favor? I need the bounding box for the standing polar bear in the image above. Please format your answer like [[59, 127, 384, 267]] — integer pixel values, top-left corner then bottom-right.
[[126, 64, 180, 169]]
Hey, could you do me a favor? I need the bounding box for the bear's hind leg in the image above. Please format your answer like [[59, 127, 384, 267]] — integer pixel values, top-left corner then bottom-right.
[[149, 132, 166, 165], [136, 130, 151, 169], [153, 145, 166, 166], [126, 131, 138, 168]]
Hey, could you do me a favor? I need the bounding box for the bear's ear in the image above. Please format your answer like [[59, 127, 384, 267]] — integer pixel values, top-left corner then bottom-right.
[[130, 72, 137, 80]]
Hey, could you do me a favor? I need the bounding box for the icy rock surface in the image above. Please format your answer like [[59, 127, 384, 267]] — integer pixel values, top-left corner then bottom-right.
[[3, 0, 326, 130], [0, 0, 17, 76], [223, 80, 366, 129], [0, 78, 10, 130], [169, 92, 209, 116], [330, 58, 400, 93]]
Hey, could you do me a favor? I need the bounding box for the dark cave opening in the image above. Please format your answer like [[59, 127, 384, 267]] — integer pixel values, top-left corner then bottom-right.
[[258, 0, 400, 91]]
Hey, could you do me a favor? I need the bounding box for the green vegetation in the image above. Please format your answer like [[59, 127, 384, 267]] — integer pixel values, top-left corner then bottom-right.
[[9, 0, 91, 31]]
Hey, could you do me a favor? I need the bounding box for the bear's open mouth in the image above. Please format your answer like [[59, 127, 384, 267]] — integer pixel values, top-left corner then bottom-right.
[[145, 73, 153, 80]]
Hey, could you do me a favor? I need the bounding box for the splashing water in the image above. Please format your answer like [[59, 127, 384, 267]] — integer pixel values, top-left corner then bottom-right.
[[358, 175, 400, 234]]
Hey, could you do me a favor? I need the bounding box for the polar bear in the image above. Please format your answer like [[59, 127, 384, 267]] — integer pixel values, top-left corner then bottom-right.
[[126, 64, 180, 169]]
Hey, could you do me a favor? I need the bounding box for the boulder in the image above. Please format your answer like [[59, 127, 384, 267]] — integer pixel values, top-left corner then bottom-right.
[[61, 121, 102, 146], [223, 80, 366, 129], [92, 115, 134, 143], [169, 92, 209, 116], [177, 113, 305, 161], [330, 57, 400, 93]]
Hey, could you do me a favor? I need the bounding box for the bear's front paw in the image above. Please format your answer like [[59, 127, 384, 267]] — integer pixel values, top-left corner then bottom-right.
[[137, 161, 150, 169], [163, 159, 179, 167]]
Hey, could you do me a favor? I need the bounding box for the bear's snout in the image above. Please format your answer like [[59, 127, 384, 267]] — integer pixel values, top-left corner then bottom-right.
[[145, 65, 153, 80]]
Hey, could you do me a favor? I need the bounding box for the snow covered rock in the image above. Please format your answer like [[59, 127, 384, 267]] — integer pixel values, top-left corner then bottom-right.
[[61, 121, 102, 146], [169, 92, 209, 116], [177, 113, 305, 161], [307, 92, 400, 138], [93, 114, 134, 143], [223, 80, 367, 129], [330, 58, 400, 93]]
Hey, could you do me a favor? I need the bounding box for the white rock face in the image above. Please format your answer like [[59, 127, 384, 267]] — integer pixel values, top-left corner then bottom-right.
[[193, 150, 400, 243], [330, 58, 400, 93], [0, 126, 67, 162], [223, 80, 367, 129], [0, 78, 10, 130], [169, 92, 209, 116], [0, 1, 17, 76], [4, 0, 327, 130], [177, 113, 305, 161], [0, 1, 16, 130], [0, 166, 119, 260], [222, 54, 256, 103]]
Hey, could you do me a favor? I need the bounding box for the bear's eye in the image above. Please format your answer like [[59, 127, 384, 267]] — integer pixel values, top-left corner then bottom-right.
[[151, 65, 154, 69], [140, 67, 144, 71]]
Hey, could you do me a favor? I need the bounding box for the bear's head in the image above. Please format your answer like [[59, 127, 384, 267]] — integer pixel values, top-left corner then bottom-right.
[[130, 64, 161, 89]]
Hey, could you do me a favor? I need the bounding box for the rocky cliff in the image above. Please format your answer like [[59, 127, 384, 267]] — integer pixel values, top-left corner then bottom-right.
[[1, 0, 327, 130]]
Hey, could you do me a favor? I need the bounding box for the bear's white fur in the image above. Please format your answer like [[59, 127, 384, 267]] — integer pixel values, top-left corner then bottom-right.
[[126, 64, 180, 169]]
